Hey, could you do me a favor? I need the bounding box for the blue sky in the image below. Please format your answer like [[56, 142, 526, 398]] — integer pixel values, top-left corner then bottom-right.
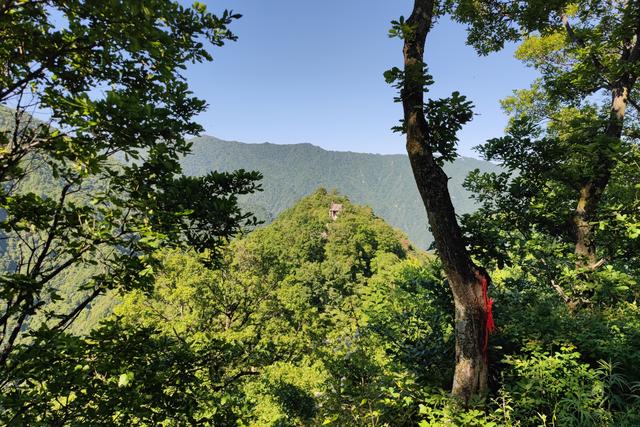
[[187, 0, 538, 157]]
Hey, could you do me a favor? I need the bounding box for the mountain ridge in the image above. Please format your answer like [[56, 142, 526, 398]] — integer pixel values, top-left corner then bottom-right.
[[180, 136, 501, 248]]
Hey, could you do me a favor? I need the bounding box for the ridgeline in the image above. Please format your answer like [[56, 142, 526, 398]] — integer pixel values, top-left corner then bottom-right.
[[181, 136, 501, 248]]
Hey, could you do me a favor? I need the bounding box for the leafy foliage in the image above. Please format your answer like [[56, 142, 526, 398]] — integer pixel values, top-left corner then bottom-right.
[[3, 186, 640, 425], [383, 64, 474, 165], [448, 0, 640, 314], [0, 0, 262, 421]]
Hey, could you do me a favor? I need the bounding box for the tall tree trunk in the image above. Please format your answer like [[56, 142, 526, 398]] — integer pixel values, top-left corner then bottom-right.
[[562, 5, 639, 266], [400, 0, 489, 405], [571, 83, 632, 266]]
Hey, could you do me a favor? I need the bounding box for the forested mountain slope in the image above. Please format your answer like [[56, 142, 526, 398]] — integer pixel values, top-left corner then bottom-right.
[[181, 136, 501, 248], [113, 189, 443, 425]]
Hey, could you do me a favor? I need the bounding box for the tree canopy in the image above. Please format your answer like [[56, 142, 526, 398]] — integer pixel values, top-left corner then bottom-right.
[[1, 0, 640, 425]]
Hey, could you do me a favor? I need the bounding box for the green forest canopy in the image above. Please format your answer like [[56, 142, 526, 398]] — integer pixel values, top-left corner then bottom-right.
[[1, 0, 640, 425]]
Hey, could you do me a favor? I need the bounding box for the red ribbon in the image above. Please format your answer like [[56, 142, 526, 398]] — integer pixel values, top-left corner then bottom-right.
[[479, 273, 495, 360]]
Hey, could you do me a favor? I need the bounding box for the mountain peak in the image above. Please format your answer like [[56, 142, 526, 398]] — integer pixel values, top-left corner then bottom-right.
[[182, 136, 501, 248]]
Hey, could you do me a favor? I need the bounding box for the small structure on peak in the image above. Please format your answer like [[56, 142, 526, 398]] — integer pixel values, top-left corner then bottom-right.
[[329, 203, 343, 221]]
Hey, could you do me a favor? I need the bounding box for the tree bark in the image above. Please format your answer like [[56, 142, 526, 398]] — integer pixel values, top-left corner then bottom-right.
[[400, 0, 489, 405]]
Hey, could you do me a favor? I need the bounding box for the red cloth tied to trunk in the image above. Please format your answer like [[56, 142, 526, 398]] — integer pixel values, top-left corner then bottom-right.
[[479, 273, 495, 359]]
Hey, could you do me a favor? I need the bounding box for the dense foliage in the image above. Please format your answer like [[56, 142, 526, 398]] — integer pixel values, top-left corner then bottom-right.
[[11, 190, 638, 425], [0, 0, 261, 422], [459, 0, 640, 307], [2, 0, 640, 425], [115, 190, 442, 425], [1, 190, 447, 424]]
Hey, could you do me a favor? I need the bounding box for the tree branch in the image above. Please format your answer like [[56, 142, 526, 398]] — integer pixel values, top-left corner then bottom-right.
[[53, 286, 103, 332], [29, 182, 74, 278]]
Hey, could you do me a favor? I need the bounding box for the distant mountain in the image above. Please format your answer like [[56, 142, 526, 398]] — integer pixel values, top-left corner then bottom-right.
[[181, 136, 501, 248]]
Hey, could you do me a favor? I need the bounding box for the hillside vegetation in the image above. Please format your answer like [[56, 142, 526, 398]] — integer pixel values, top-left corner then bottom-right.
[[8, 190, 640, 425]]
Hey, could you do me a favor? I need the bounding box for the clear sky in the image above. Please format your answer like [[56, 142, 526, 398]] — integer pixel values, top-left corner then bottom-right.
[[187, 0, 539, 157]]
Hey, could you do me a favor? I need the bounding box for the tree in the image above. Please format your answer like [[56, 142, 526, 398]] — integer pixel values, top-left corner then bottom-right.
[[462, 95, 640, 307], [385, 0, 492, 405], [0, 0, 260, 371], [451, 0, 640, 267]]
